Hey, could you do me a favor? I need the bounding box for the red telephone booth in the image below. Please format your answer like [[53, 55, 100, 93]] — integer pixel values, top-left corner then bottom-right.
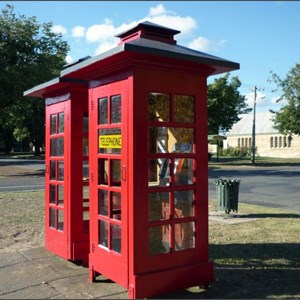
[[25, 21, 239, 298], [24, 80, 90, 265]]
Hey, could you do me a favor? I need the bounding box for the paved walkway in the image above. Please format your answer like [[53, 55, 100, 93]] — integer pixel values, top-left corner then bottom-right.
[[0, 247, 128, 299]]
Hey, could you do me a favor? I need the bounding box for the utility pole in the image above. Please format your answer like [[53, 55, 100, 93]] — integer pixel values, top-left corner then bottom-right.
[[251, 86, 257, 164]]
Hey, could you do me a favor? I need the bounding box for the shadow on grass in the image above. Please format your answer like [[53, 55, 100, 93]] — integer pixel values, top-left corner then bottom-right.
[[159, 243, 300, 299], [239, 213, 300, 219]]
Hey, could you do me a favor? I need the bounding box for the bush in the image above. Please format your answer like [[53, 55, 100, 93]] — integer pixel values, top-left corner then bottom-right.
[[219, 146, 253, 158]]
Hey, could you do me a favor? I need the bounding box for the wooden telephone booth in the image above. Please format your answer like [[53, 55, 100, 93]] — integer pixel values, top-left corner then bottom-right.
[[25, 21, 239, 298], [24, 80, 90, 265]]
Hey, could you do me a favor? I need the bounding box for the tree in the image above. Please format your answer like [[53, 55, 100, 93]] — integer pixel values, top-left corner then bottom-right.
[[207, 73, 248, 134], [269, 63, 300, 136], [0, 5, 69, 155]]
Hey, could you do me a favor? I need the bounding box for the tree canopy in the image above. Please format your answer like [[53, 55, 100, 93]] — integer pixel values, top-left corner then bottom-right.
[[207, 73, 248, 134], [0, 5, 248, 154], [269, 63, 300, 136], [0, 4, 69, 154]]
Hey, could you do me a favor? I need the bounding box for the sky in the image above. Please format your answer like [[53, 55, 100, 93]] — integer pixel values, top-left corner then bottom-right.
[[2, 1, 300, 113]]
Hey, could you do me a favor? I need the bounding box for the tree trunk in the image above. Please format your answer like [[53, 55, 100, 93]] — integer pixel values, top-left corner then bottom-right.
[[34, 145, 41, 156], [3, 132, 14, 154], [33, 139, 42, 156]]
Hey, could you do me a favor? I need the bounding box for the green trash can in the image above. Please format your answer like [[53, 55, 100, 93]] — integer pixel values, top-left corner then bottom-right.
[[215, 179, 241, 214]]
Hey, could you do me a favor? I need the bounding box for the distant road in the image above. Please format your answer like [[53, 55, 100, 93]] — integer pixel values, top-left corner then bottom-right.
[[0, 158, 45, 170], [1, 159, 300, 212], [0, 158, 45, 192]]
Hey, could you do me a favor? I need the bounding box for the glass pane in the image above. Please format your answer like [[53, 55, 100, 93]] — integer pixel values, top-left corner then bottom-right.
[[50, 208, 56, 228], [50, 184, 56, 204], [58, 161, 64, 181], [83, 211, 89, 221], [83, 111, 88, 133], [148, 192, 170, 221], [58, 112, 64, 133], [111, 160, 121, 186], [83, 136, 89, 156], [174, 158, 194, 185], [50, 160, 56, 180], [50, 137, 64, 156], [148, 93, 170, 122], [111, 192, 121, 220], [83, 160, 89, 181], [98, 159, 108, 185], [83, 186, 89, 200], [174, 95, 194, 123], [50, 114, 57, 135], [99, 220, 108, 248], [99, 128, 121, 154], [175, 222, 195, 251], [111, 95, 121, 124], [82, 216, 90, 233], [111, 224, 121, 253], [58, 185, 64, 207], [149, 127, 167, 153], [148, 159, 170, 187], [99, 97, 108, 125], [149, 127, 194, 153], [57, 210, 64, 231], [149, 225, 170, 255], [174, 190, 194, 218], [98, 190, 108, 216]]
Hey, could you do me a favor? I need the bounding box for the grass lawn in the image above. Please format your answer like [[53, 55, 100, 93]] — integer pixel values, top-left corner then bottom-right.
[[207, 201, 300, 299], [165, 200, 300, 299], [0, 191, 44, 252]]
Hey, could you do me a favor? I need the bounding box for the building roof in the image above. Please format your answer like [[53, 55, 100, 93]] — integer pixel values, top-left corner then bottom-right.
[[60, 21, 239, 78], [57, 37, 239, 78], [208, 134, 227, 141], [116, 21, 180, 43], [227, 111, 278, 136], [24, 21, 239, 98]]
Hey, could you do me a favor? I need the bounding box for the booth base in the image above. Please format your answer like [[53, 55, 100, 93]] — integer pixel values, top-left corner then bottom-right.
[[129, 261, 214, 299], [45, 240, 89, 267], [72, 241, 89, 267]]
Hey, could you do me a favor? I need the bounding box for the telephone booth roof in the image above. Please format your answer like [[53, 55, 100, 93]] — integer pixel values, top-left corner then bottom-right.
[[24, 21, 239, 98]]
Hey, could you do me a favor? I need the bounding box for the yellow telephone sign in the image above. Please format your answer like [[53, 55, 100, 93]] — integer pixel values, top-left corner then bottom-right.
[[99, 135, 122, 149]]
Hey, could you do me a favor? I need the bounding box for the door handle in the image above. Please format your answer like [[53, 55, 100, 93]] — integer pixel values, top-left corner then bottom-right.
[[122, 165, 126, 181]]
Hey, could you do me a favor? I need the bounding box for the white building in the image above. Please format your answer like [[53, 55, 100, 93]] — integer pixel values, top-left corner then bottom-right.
[[226, 111, 300, 158]]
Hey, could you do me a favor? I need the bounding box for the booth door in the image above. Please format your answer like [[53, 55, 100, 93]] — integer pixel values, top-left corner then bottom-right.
[[89, 80, 128, 288], [45, 101, 70, 258]]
